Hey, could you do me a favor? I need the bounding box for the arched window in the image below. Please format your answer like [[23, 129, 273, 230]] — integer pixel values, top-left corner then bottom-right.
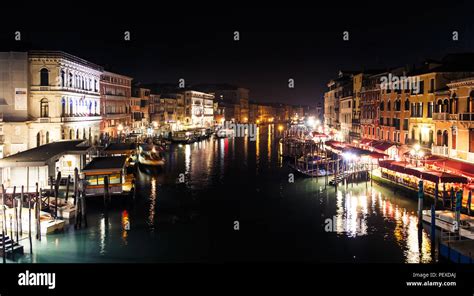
[[61, 98, 66, 116], [83, 128, 86, 140], [40, 68, 49, 86], [387, 100, 391, 111], [46, 131, 50, 144], [404, 99, 409, 111], [76, 129, 80, 139], [89, 127, 92, 142], [40, 98, 49, 117], [443, 99, 449, 113], [380, 102, 384, 111], [468, 91, 474, 113], [36, 132, 41, 147], [436, 130, 442, 146], [69, 73, 73, 87], [69, 129, 73, 139], [69, 99, 73, 116], [443, 130, 449, 146], [61, 70, 65, 87], [437, 100, 443, 113]]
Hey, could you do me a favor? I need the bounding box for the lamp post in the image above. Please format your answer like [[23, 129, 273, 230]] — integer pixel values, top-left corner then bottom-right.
[[409, 144, 424, 167]]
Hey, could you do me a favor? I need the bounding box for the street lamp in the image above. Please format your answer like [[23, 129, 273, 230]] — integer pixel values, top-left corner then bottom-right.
[[409, 144, 424, 167]]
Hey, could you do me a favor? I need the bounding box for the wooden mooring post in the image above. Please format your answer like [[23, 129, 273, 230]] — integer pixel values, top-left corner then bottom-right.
[[28, 192, 33, 254], [54, 172, 61, 219], [73, 168, 79, 206], [19, 186, 23, 236], [13, 186, 19, 244], [65, 175, 71, 203], [36, 189, 42, 241], [2, 185, 6, 263]]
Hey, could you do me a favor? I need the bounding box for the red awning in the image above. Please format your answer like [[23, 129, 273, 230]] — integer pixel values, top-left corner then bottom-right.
[[312, 132, 328, 138], [379, 160, 468, 184], [369, 152, 388, 159], [425, 155, 474, 178], [370, 140, 395, 152]]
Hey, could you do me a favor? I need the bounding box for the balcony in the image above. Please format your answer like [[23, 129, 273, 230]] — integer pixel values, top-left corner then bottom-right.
[[432, 145, 449, 157], [459, 113, 474, 121], [360, 118, 373, 124], [433, 112, 448, 121], [103, 113, 129, 120], [61, 115, 101, 122], [38, 117, 51, 123]]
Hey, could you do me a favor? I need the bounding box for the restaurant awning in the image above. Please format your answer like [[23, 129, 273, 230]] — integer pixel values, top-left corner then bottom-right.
[[379, 160, 468, 183], [325, 140, 346, 152], [425, 155, 474, 178], [370, 140, 395, 152], [369, 151, 388, 159]]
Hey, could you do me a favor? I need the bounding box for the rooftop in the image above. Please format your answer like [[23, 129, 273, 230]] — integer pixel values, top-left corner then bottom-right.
[[103, 143, 137, 153], [83, 156, 127, 172], [0, 140, 91, 167]]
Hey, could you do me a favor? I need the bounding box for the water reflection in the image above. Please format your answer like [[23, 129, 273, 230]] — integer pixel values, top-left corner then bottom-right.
[[332, 185, 432, 263], [148, 177, 157, 230], [19, 124, 435, 263]]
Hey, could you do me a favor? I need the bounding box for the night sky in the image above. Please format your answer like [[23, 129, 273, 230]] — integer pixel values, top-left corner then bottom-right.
[[1, 2, 473, 105]]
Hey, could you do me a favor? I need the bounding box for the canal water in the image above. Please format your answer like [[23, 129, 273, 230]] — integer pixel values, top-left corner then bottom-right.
[[15, 125, 434, 263]]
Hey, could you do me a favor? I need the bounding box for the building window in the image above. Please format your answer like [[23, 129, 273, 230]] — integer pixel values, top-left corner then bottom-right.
[[443, 130, 448, 147], [437, 130, 442, 146], [405, 99, 409, 111], [427, 102, 433, 118], [40, 68, 49, 86], [61, 98, 66, 116], [61, 70, 65, 87], [46, 131, 49, 144], [452, 129, 457, 150], [36, 132, 41, 147], [40, 98, 49, 117]]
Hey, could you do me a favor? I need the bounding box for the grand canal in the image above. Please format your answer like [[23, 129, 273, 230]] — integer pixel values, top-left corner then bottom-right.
[[15, 125, 434, 263]]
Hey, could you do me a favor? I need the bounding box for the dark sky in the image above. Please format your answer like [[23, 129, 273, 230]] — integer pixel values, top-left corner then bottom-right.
[[1, 2, 474, 105]]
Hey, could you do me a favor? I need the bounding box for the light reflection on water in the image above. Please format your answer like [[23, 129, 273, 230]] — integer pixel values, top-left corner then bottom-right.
[[14, 124, 434, 263], [331, 184, 432, 263]]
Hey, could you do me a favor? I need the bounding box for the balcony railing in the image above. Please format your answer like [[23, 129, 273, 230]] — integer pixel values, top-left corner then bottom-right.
[[432, 145, 449, 157], [433, 112, 449, 121], [61, 115, 101, 122], [459, 113, 474, 121]]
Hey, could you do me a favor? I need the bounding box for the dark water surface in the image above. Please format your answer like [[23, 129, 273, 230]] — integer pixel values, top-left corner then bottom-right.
[[16, 125, 433, 263]]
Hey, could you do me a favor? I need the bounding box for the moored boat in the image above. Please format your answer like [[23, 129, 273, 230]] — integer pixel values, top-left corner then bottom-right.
[[138, 144, 165, 167]]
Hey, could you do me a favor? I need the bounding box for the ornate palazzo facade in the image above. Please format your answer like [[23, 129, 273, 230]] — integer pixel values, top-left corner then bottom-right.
[[28, 51, 103, 148]]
